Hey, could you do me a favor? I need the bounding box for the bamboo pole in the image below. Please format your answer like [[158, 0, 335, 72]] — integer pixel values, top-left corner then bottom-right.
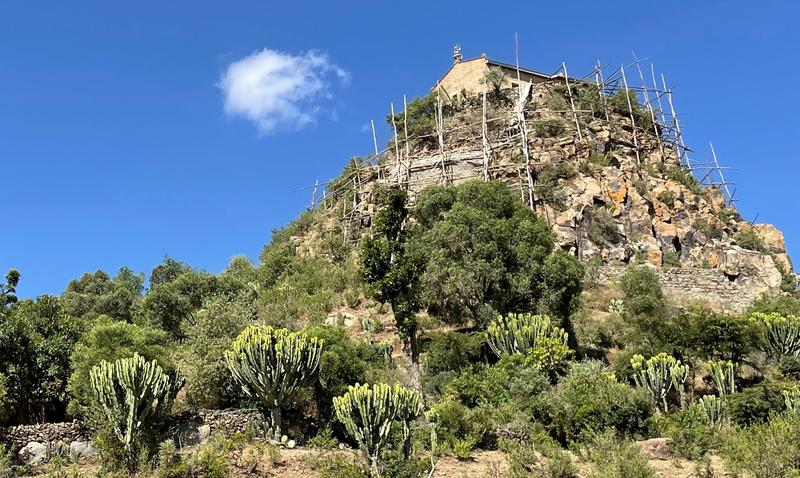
[[436, 82, 446, 183], [371, 120, 379, 157], [482, 89, 490, 181], [596, 60, 610, 122], [563, 62, 583, 141], [709, 142, 732, 203], [633, 56, 664, 155], [661, 74, 692, 173], [620, 65, 641, 166], [650, 64, 668, 125], [390, 102, 401, 185], [311, 179, 319, 209]]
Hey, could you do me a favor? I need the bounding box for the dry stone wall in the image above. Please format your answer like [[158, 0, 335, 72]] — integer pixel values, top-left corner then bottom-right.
[[597, 264, 769, 314]]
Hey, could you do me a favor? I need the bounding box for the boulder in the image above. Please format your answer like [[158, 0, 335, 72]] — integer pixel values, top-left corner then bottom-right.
[[69, 440, 96, 459], [18, 441, 48, 466], [635, 437, 671, 460], [753, 224, 793, 271]]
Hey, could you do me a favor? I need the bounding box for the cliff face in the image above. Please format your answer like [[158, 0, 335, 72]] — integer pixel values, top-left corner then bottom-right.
[[319, 78, 793, 312]]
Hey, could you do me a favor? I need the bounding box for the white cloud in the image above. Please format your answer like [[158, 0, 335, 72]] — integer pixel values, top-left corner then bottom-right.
[[219, 48, 349, 134]]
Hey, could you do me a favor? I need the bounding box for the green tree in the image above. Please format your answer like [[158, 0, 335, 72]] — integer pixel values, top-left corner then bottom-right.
[[178, 291, 257, 409], [410, 181, 582, 324], [0, 269, 20, 310], [68, 318, 173, 417], [61, 267, 144, 323], [360, 187, 423, 387], [0, 295, 83, 423], [620, 266, 668, 319], [142, 269, 224, 339]]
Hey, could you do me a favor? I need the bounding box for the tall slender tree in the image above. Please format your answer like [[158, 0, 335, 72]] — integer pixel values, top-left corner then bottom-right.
[[360, 187, 422, 388]]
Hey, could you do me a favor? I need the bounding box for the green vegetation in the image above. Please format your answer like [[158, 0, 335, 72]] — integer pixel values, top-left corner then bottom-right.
[[224, 325, 323, 440], [333, 383, 421, 476], [587, 206, 619, 245], [534, 118, 565, 137], [1, 173, 798, 477], [608, 89, 654, 133], [657, 190, 676, 208], [734, 228, 768, 253], [90, 354, 182, 470]]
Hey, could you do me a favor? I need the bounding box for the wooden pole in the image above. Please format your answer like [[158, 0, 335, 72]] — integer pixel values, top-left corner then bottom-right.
[[709, 142, 732, 203], [436, 82, 446, 183], [596, 60, 610, 122], [482, 89, 490, 181], [563, 62, 583, 141], [620, 65, 641, 166], [370, 119, 379, 157], [403, 94, 410, 186], [390, 102, 401, 185], [516, 96, 534, 210], [662, 74, 692, 172], [311, 179, 319, 209], [650, 63, 668, 125], [633, 55, 664, 154]]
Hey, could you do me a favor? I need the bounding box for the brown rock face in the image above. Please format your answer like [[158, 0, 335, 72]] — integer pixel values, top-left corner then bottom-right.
[[754, 223, 793, 271]]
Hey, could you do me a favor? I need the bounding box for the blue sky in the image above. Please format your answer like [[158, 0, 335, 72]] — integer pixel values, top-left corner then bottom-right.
[[2, 0, 798, 297]]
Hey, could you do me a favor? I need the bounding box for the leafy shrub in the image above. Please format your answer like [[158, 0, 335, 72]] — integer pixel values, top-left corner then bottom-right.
[[536, 165, 574, 210], [727, 383, 788, 426], [580, 429, 657, 478], [667, 166, 702, 194], [535, 119, 565, 137], [748, 294, 800, 317], [311, 453, 368, 478], [178, 292, 256, 409], [734, 229, 767, 253], [608, 90, 653, 133], [657, 406, 719, 460], [532, 362, 654, 443], [411, 181, 583, 324], [587, 206, 619, 245], [587, 151, 613, 168], [619, 266, 668, 319], [304, 325, 387, 424], [657, 190, 676, 208], [717, 207, 739, 225], [422, 331, 485, 376], [308, 427, 339, 450], [661, 249, 680, 268], [68, 319, 173, 417], [445, 356, 549, 409], [385, 93, 439, 149], [721, 412, 800, 478]]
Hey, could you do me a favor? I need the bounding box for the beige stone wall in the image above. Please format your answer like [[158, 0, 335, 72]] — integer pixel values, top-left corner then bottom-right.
[[437, 59, 554, 98], [437, 58, 490, 97]]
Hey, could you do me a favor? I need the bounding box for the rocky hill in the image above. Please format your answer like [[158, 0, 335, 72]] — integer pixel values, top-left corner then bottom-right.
[[310, 71, 795, 313]]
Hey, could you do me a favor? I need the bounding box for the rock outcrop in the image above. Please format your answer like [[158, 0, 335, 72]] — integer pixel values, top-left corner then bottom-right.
[[319, 80, 794, 310]]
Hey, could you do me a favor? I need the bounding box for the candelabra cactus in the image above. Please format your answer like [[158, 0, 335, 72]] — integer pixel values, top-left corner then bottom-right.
[[751, 313, 800, 359], [631, 353, 689, 413], [694, 395, 725, 428], [486, 313, 567, 357], [224, 325, 323, 440], [784, 387, 800, 414], [89, 353, 183, 468], [333, 383, 422, 477], [707, 360, 736, 396]]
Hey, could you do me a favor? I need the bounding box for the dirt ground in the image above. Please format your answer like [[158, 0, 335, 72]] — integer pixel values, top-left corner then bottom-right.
[[27, 446, 734, 477]]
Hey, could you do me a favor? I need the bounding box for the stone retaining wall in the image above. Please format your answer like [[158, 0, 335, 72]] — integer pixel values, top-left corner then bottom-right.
[[0, 408, 262, 458], [597, 265, 763, 314]]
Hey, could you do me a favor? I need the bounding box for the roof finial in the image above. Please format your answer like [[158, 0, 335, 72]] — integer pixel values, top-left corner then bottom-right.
[[453, 44, 462, 64]]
